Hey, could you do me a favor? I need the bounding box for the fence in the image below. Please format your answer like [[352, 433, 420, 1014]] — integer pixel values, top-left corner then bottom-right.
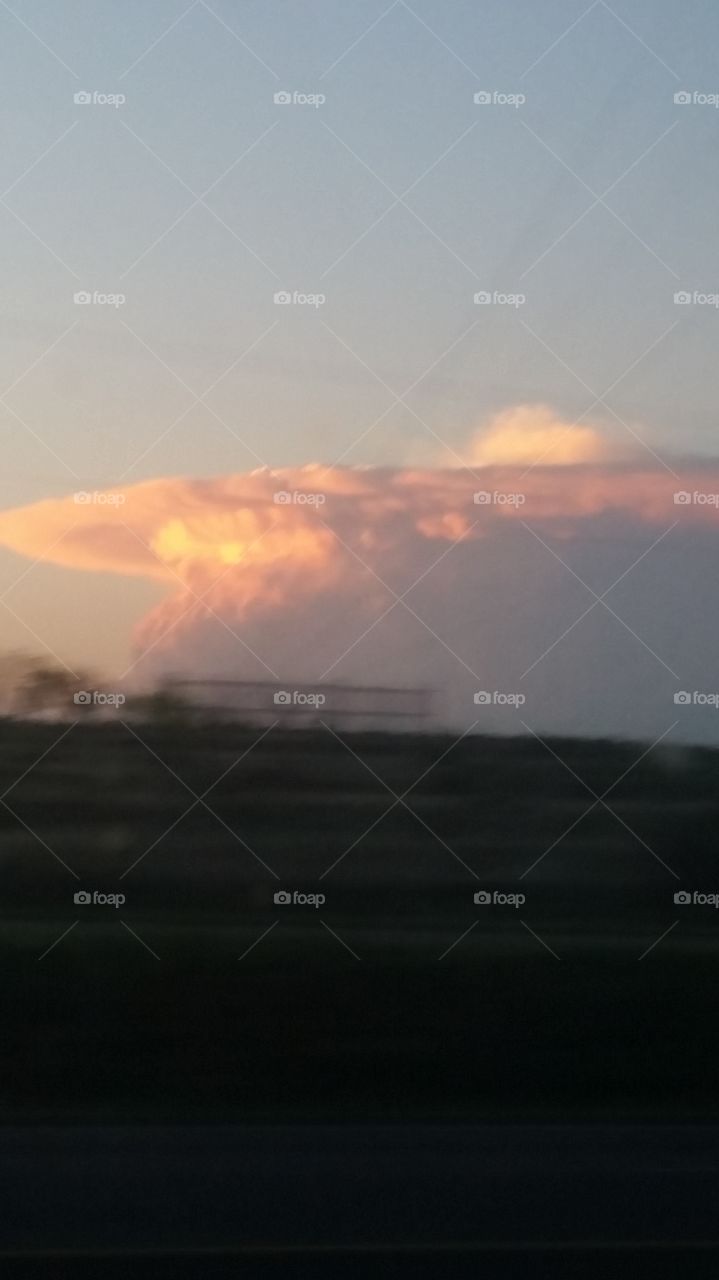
[[167, 678, 433, 732]]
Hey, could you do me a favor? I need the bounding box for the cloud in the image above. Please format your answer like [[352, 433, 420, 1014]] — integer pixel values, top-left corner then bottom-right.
[[0, 458, 718, 740], [463, 403, 627, 467]]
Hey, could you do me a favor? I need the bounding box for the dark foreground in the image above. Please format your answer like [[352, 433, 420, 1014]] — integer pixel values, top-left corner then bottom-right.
[[2, 719, 718, 1122], [3, 721, 719, 1271], [3, 1124, 719, 1277]]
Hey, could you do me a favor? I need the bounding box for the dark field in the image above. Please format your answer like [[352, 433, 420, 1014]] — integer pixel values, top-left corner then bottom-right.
[[2, 717, 718, 1122]]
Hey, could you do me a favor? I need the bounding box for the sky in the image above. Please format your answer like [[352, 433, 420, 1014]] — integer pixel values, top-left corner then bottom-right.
[[0, 0, 718, 734]]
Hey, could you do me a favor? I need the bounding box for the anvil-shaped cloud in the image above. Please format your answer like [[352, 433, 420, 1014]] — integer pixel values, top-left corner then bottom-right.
[[0, 454, 717, 741]]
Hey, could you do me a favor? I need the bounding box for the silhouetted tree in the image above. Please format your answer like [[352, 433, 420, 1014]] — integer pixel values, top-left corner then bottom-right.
[[13, 660, 94, 719]]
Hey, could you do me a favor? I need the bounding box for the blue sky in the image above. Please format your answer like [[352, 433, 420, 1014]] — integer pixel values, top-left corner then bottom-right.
[[0, 0, 717, 669]]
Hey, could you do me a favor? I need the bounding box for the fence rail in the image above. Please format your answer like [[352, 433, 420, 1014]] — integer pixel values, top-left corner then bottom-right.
[[168, 679, 433, 731]]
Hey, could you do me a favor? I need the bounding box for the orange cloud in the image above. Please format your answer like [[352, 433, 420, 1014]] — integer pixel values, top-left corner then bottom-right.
[[0, 460, 716, 664]]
